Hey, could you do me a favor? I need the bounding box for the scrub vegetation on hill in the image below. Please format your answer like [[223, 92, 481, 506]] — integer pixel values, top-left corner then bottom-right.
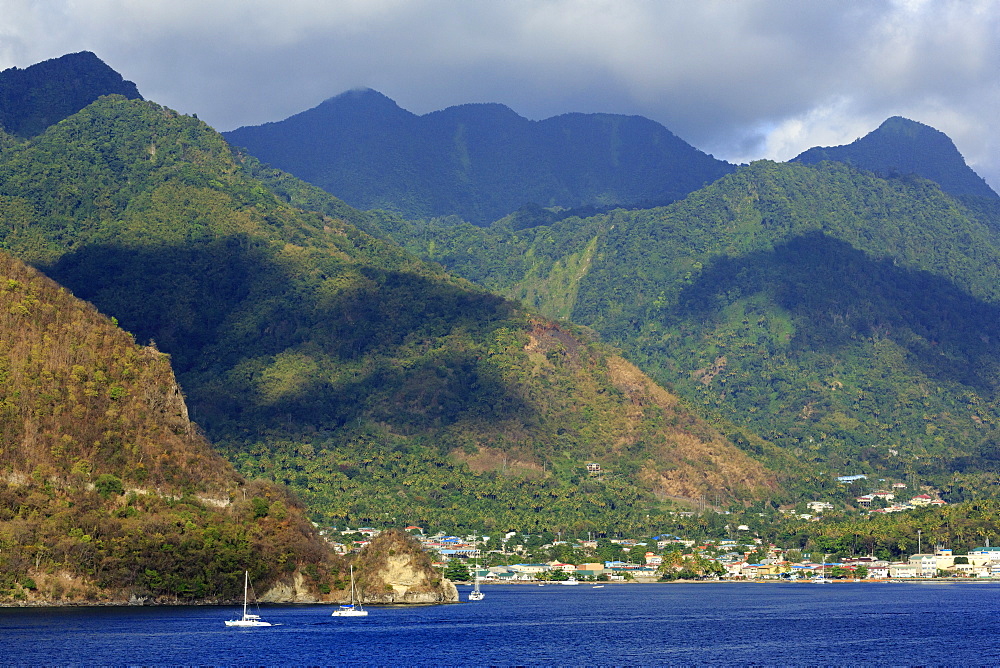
[[0, 250, 333, 604]]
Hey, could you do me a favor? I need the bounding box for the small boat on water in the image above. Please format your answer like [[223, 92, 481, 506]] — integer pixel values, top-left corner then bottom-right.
[[592, 585, 604, 588], [332, 565, 368, 617], [560, 577, 581, 586], [468, 536, 485, 601], [225, 571, 272, 627], [813, 554, 832, 583]]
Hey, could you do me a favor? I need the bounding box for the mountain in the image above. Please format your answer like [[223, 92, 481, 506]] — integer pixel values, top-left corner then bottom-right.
[[793, 116, 998, 201], [0, 51, 142, 138], [222, 89, 735, 224], [364, 156, 1000, 499], [0, 92, 776, 534], [0, 248, 336, 604]]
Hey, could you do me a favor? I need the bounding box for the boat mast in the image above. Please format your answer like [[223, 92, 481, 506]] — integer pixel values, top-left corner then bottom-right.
[[243, 570, 249, 619], [473, 537, 479, 593]]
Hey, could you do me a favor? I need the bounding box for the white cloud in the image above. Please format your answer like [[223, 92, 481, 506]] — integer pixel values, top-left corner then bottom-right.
[[1, 0, 998, 189]]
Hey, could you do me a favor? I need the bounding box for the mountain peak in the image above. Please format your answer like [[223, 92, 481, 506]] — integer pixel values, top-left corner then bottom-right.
[[314, 87, 412, 119], [0, 51, 142, 137], [878, 115, 935, 132], [232, 87, 414, 132], [793, 116, 997, 200], [224, 90, 734, 223], [324, 87, 397, 106]]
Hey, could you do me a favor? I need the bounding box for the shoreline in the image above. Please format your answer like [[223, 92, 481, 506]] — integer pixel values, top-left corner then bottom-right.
[[0, 598, 460, 608], [6, 576, 995, 606], [455, 577, 999, 586]]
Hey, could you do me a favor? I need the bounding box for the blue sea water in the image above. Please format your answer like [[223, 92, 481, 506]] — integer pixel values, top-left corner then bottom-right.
[[1, 582, 999, 666]]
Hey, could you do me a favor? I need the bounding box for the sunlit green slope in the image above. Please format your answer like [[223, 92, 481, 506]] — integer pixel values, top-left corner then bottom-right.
[[367, 159, 1000, 497], [0, 96, 776, 532]]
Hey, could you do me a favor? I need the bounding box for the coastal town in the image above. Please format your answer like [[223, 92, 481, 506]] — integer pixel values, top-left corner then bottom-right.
[[321, 525, 1000, 582], [307, 473, 990, 582]]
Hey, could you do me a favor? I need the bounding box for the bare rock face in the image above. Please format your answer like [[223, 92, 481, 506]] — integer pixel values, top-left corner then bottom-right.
[[350, 529, 459, 604], [260, 571, 322, 603]]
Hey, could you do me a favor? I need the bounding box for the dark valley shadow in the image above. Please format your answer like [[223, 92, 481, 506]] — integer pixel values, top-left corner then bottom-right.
[[43, 236, 534, 442]]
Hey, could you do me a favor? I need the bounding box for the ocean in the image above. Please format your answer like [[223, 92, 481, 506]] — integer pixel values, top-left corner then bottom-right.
[[2, 581, 998, 665]]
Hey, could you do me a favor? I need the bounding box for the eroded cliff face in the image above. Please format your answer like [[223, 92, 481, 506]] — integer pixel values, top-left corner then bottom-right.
[[260, 571, 323, 603], [349, 529, 459, 604]]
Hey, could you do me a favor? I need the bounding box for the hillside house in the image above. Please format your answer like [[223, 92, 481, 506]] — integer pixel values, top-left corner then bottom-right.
[[806, 501, 834, 513]]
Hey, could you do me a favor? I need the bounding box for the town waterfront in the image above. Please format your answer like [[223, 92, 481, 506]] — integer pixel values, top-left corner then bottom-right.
[[2, 582, 999, 665]]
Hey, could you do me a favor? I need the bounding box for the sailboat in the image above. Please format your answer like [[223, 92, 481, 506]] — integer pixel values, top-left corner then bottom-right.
[[332, 564, 368, 617], [813, 554, 832, 583], [469, 569, 485, 601], [224, 571, 272, 627], [468, 536, 485, 601]]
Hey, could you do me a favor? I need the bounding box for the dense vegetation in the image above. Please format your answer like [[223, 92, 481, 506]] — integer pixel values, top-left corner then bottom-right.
[[0, 250, 333, 603], [739, 499, 1000, 562], [0, 95, 775, 535], [360, 158, 1000, 497], [223, 88, 734, 224], [0, 52, 141, 138], [794, 116, 998, 201], [10, 51, 1000, 559]]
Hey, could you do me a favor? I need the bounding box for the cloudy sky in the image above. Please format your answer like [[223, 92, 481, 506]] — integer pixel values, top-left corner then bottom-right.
[[2, 0, 999, 189]]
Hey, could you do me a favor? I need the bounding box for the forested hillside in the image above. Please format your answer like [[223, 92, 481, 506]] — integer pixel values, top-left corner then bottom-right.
[[364, 159, 1000, 497], [0, 52, 142, 138], [223, 88, 734, 224], [794, 116, 998, 201], [0, 95, 776, 534], [0, 249, 333, 604]]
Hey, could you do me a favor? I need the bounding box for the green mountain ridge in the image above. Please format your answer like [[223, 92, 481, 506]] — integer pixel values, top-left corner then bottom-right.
[[794, 116, 998, 201], [223, 88, 734, 224], [0, 94, 776, 535], [11, 49, 1000, 526], [0, 52, 142, 138], [370, 159, 1000, 497]]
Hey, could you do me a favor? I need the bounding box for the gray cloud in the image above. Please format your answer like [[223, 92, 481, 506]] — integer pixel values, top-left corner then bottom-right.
[[3, 0, 999, 189]]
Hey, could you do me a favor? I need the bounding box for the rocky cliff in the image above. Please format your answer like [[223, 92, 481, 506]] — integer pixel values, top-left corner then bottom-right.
[[348, 529, 459, 604]]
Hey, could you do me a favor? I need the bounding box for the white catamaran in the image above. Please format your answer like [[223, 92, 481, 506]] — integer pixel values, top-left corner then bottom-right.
[[224, 571, 272, 627], [332, 564, 368, 617]]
